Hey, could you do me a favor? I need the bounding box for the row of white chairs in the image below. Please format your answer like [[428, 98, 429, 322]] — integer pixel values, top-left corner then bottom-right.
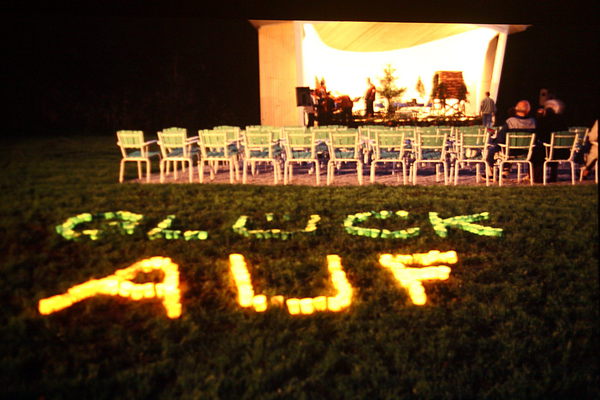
[[116, 125, 596, 186]]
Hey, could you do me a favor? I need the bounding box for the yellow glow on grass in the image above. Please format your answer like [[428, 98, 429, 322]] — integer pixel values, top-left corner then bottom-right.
[[378, 250, 457, 305], [38, 257, 182, 318], [229, 254, 354, 314]]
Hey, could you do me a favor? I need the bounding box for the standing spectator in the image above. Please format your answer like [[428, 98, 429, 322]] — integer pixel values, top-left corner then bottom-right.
[[480, 91, 497, 128]]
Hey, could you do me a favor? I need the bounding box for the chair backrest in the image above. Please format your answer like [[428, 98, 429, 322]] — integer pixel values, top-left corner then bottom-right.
[[284, 131, 316, 160], [310, 127, 334, 141], [117, 130, 145, 148], [158, 129, 189, 157], [569, 126, 588, 146], [282, 126, 307, 134], [117, 130, 145, 158], [367, 127, 393, 142], [548, 131, 577, 160], [504, 132, 536, 160], [328, 131, 361, 161], [358, 125, 379, 137], [162, 127, 187, 135], [458, 130, 489, 160], [198, 129, 233, 159], [243, 131, 275, 159], [416, 133, 447, 160], [214, 125, 239, 131], [416, 126, 437, 136], [457, 126, 483, 136], [372, 131, 405, 161], [397, 127, 416, 141], [437, 126, 454, 138], [260, 127, 281, 141]]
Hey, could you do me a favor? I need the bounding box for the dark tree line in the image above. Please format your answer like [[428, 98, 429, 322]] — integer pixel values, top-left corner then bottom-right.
[[6, 16, 260, 136]]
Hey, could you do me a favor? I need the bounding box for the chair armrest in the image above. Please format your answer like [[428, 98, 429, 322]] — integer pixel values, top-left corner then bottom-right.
[[144, 140, 158, 145], [187, 136, 199, 143]]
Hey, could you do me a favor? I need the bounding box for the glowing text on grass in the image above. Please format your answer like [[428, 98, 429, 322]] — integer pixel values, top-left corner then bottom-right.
[[38, 251, 458, 318], [38, 257, 182, 319]]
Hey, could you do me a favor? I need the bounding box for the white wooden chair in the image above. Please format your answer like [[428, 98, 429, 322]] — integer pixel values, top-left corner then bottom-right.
[[543, 131, 578, 185], [157, 128, 199, 183], [197, 129, 239, 183], [327, 130, 363, 185], [241, 130, 282, 184], [116, 130, 161, 183], [282, 130, 320, 185], [370, 130, 409, 184], [497, 132, 536, 186]]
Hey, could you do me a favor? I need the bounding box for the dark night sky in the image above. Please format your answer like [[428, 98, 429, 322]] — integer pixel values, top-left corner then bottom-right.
[[3, 1, 599, 135]]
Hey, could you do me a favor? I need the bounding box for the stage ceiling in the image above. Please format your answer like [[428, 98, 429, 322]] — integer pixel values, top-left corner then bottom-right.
[[250, 20, 529, 126]]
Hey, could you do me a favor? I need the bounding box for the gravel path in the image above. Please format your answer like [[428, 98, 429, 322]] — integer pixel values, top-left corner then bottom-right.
[[132, 162, 596, 187]]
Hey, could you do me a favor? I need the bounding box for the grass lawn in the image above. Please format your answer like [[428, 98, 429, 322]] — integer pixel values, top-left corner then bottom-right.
[[0, 135, 598, 399]]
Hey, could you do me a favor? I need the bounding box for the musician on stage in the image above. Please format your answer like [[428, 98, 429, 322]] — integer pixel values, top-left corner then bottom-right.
[[364, 78, 377, 117]]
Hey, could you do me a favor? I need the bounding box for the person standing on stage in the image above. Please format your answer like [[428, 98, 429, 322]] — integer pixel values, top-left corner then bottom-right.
[[304, 89, 317, 127], [479, 91, 497, 128], [364, 78, 376, 118], [335, 95, 354, 126]]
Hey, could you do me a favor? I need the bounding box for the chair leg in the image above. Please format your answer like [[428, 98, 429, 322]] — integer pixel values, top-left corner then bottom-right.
[[370, 162, 376, 183], [528, 162, 534, 185], [119, 160, 126, 183], [570, 162, 575, 185], [160, 160, 165, 183], [209, 162, 215, 180], [137, 161, 142, 180], [273, 162, 279, 184], [315, 161, 320, 185], [543, 161, 548, 185], [358, 162, 363, 185], [442, 163, 448, 185], [413, 162, 418, 185], [146, 160, 151, 183], [243, 160, 248, 184], [455, 162, 460, 185]]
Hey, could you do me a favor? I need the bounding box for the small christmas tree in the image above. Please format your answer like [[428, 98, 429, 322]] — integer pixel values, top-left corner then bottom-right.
[[377, 64, 406, 114]]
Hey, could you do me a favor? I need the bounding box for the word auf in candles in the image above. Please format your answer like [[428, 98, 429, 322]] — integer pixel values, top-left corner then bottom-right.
[[38, 251, 458, 319]]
